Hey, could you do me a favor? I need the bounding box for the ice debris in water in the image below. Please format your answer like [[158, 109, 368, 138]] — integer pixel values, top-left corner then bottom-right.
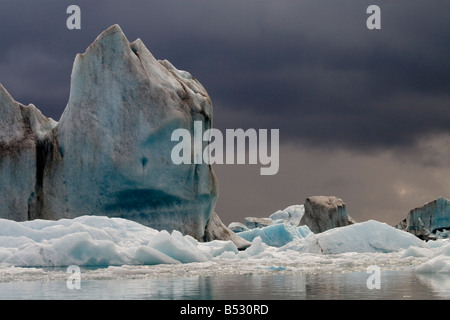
[[237, 223, 311, 247], [0, 216, 225, 267], [0, 215, 449, 276]]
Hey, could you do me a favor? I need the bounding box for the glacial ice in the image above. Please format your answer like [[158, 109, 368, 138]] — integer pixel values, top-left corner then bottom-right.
[[228, 222, 249, 233], [0, 216, 220, 266], [269, 204, 304, 226], [45, 25, 219, 240], [237, 223, 311, 247], [1, 214, 449, 277], [397, 197, 450, 240], [282, 220, 426, 254], [0, 25, 219, 240], [1, 24, 449, 279], [412, 239, 450, 272], [0, 84, 57, 221], [203, 212, 251, 249], [300, 196, 351, 233]]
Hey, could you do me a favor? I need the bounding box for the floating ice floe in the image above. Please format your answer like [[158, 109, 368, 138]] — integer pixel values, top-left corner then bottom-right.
[[0, 215, 449, 276], [237, 223, 311, 247], [281, 220, 426, 254]]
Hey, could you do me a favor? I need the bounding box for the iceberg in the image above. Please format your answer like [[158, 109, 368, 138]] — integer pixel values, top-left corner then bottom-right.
[[415, 240, 450, 273], [299, 196, 353, 233], [237, 223, 311, 247], [228, 222, 249, 233], [281, 220, 426, 254], [0, 25, 220, 240], [397, 197, 450, 240], [2, 214, 450, 277], [244, 217, 273, 229], [202, 212, 251, 250], [0, 215, 237, 267], [269, 204, 304, 226]]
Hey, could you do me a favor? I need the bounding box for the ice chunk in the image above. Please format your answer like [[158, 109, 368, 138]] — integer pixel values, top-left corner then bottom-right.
[[400, 246, 434, 258], [133, 246, 181, 265], [203, 212, 251, 250], [244, 237, 267, 256], [416, 241, 450, 273], [244, 217, 273, 229], [399, 197, 450, 240], [147, 230, 209, 263], [269, 205, 304, 226], [0, 215, 236, 267], [299, 196, 350, 233], [228, 222, 249, 233], [198, 240, 239, 258], [282, 220, 426, 254], [269, 210, 289, 220], [237, 223, 311, 247]]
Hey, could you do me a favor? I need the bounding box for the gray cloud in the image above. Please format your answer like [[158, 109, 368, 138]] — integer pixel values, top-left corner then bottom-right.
[[214, 140, 450, 226], [1, 0, 449, 224], [2, 1, 449, 149]]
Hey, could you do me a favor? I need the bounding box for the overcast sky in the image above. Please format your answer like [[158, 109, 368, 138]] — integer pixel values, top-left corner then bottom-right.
[[1, 0, 449, 225]]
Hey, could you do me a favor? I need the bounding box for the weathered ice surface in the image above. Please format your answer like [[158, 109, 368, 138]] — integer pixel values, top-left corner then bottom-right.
[[244, 217, 274, 229], [237, 223, 311, 247], [0, 25, 218, 240], [299, 196, 351, 233], [228, 222, 249, 233], [401, 197, 450, 239], [269, 204, 304, 226], [0, 84, 57, 221], [203, 212, 251, 250]]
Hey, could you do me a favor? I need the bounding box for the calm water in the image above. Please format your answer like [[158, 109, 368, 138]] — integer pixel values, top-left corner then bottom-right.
[[0, 269, 449, 300]]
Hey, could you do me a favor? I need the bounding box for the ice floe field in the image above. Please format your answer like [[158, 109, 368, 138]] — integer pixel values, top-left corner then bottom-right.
[[0, 214, 449, 285]]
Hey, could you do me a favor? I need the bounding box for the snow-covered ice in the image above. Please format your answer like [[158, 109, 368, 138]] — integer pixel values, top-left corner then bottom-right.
[[0, 215, 449, 284], [0, 216, 214, 267], [281, 220, 426, 254]]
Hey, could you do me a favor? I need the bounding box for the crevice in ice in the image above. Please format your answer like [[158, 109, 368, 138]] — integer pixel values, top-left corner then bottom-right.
[[31, 136, 54, 220], [130, 45, 139, 57], [315, 238, 324, 253], [34, 140, 47, 217], [141, 157, 148, 169]]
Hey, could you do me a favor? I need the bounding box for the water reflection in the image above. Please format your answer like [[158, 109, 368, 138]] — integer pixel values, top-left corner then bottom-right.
[[0, 270, 448, 300], [415, 273, 450, 299]]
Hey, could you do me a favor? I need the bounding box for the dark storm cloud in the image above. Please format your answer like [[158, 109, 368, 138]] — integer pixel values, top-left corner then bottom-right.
[[0, 0, 449, 151], [1, 0, 449, 225]]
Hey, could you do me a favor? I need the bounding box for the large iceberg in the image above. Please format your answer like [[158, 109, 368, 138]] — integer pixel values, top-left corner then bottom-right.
[[0, 25, 219, 240]]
